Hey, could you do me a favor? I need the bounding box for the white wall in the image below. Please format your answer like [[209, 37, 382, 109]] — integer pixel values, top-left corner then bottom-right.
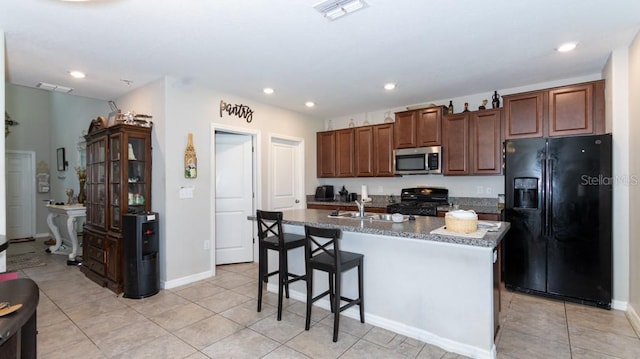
[[116, 77, 323, 284], [628, 31, 640, 316], [603, 46, 632, 307], [5, 84, 110, 234]]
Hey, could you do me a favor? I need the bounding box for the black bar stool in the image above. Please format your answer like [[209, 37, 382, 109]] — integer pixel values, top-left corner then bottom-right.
[[304, 225, 364, 342], [256, 210, 307, 321]]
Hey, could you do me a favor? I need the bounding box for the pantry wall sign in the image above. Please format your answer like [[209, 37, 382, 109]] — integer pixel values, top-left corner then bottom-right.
[[220, 100, 253, 123]]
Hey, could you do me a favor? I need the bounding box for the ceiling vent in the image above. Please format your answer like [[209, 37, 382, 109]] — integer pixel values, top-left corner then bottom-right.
[[313, 0, 368, 21], [36, 82, 73, 93]]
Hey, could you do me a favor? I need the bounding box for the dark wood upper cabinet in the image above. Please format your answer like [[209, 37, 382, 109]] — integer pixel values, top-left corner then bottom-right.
[[504, 80, 605, 139], [354, 123, 394, 177], [335, 128, 355, 177], [320, 124, 392, 178], [416, 107, 443, 146], [394, 110, 417, 148], [355, 126, 374, 177], [372, 123, 394, 177], [470, 109, 502, 175], [394, 106, 445, 148], [548, 83, 593, 137], [442, 114, 469, 175], [317, 131, 336, 177], [503, 91, 544, 139], [443, 109, 503, 176]]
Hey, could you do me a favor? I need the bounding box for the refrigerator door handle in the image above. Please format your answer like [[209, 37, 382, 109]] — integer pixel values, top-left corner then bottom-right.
[[547, 158, 554, 236], [542, 158, 549, 236]]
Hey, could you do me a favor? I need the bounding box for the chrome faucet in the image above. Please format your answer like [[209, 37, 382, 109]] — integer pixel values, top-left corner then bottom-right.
[[355, 200, 365, 217]]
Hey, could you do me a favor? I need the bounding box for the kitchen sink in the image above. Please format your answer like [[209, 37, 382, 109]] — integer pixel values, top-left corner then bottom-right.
[[328, 212, 407, 222]]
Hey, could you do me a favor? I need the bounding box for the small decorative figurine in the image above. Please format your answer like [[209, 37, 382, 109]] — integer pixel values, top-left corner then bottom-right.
[[479, 99, 488, 110], [128, 143, 136, 160], [65, 188, 74, 204], [492, 91, 501, 109], [463, 102, 470, 112]]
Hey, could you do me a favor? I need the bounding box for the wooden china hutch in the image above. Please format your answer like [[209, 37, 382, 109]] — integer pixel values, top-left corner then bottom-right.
[[81, 117, 152, 294]]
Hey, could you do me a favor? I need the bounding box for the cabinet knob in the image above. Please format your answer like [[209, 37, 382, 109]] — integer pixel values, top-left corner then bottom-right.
[[295, 200, 300, 203]]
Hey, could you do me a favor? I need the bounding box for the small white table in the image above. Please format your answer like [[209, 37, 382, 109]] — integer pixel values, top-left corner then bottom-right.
[[45, 204, 86, 265]]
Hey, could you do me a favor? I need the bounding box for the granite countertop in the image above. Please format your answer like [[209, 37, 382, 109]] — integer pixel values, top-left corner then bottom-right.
[[278, 209, 509, 248]]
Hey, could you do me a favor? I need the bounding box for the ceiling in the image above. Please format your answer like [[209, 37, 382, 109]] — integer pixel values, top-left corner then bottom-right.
[[1, 0, 639, 119]]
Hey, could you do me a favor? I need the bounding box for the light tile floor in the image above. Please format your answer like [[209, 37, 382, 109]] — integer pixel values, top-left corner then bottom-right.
[[6, 238, 640, 358]]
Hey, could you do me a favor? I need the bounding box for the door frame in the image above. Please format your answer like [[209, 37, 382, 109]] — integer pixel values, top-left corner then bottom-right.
[[267, 134, 305, 210], [5, 150, 36, 239], [210, 124, 261, 273]]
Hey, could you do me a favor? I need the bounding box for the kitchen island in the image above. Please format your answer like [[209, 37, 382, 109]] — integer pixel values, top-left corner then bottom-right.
[[264, 209, 509, 359]]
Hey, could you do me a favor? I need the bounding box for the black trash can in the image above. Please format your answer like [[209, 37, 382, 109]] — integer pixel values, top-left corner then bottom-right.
[[123, 212, 159, 299]]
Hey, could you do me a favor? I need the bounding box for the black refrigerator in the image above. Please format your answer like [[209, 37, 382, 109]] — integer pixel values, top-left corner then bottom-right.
[[504, 134, 612, 308]]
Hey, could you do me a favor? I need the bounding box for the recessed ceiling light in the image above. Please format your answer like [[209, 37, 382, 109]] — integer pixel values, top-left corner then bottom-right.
[[263, 88, 274, 94], [557, 42, 577, 52], [305, 101, 315, 108], [384, 83, 396, 90], [69, 70, 86, 79]]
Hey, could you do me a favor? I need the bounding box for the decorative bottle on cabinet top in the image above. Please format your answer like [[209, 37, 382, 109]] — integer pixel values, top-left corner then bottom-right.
[[492, 91, 501, 109], [185, 133, 197, 178], [448, 101, 454, 114]]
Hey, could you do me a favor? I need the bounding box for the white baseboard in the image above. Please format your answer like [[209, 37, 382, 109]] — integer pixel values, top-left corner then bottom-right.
[[161, 270, 213, 290], [612, 299, 628, 311], [273, 285, 495, 359], [627, 303, 640, 336], [34, 232, 50, 238]]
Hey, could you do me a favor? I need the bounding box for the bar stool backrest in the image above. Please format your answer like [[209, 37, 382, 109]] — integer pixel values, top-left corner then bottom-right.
[[304, 226, 342, 270], [256, 210, 284, 245]]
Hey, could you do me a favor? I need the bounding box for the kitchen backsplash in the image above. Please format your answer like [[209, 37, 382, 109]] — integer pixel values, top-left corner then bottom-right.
[[314, 175, 504, 200]]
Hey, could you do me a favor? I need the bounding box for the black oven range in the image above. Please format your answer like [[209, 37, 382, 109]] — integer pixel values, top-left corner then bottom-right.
[[386, 187, 449, 217]]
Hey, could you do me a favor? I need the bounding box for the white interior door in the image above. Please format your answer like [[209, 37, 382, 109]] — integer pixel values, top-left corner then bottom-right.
[[269, 137, 304, 211], [6, 151, 35, 239], [215, 132, 254, 264]]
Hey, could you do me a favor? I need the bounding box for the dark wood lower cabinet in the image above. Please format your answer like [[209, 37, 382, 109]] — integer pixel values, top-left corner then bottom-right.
[[81, 229, 124, 293]]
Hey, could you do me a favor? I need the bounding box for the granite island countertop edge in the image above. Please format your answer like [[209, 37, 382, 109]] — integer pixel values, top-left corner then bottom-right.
[[271, 209, 510, 248]]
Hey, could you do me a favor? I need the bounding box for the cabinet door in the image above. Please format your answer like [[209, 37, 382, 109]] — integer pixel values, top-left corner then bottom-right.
[[548, 83, 593, 137], [504, 91, 544, 139], [354, 126, 374, 177], [335, 128, 355, 177], [87, 137, 107, 229], [394, 111, 417, 148], [443, 114, 469, 175], [109, 134, 122, 232], [373, 123, 395, 177], [317, 131, 336, 177], [126, 134, 151, 215], [416, 107, 442, 146], [106, 236, 121, 283], [471, 109, 502, 175]]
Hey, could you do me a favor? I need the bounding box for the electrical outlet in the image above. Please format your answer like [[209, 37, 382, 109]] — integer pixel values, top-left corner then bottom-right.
[[377, 185, 383, 193], [476, 186, 484, 194], [486, 187, 493, 195], [204, 240, 210, 250]]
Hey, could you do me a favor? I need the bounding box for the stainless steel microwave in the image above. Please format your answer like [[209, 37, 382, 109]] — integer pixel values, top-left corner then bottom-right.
[[393, 146, 442, 175]]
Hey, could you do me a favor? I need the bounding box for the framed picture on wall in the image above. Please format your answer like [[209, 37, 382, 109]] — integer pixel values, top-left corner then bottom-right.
[[57, 147, 67, 171]]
